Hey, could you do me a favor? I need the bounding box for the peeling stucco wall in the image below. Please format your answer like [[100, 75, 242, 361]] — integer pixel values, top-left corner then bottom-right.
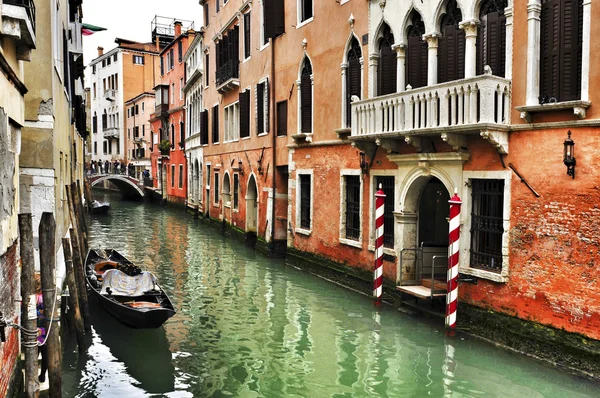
[[0, 107, 18, 254]]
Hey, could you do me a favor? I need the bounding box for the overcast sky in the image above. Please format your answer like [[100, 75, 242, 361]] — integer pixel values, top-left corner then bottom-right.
[[83, 0, 203, 82]]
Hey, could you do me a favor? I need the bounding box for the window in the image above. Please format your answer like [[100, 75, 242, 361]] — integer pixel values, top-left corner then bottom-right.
[[233, 173, 239, 210], [103, 141, 107, 154], [263, 0, 285, 44], [205, 53, 210, 86], [477, 0, 507, 77], [116, 139, 120, 154], [93, 114, 98, 134], [180, 78, 184, 99], [470, 179, 505, 272], [223, 173, 231, 205], [216, 0, 220, 13], [102, 60, 106, 68], [201, 109, 209, 144], [244, 12, 251, 59], [539, 0, 583, 103], [160, 56, 164, 75], [172, 83, 175, 104], [114, 54, 118, 62], [378, 23, 397, 96], [142, 102, 145, 113], [214, 172, 220, 204], [102, 112, 107, 129], [170, 49, 175, 70], [108, 140, 112, 154], [343, 175, 361, 241], [203, 3, 209, 27], [133, 55, 145, 65], [94, 142, 97, 154], [135, 105, 139, 115], [212, 105, 219, 143], [224, 102, 240, 142], [438, 0, 465, 84], [215, 26, 240, 86], [239, 90, 251, 138], [299, 174, 312, 230], [142, 125, 145, 136], [299, 0, 313, 23], [171, 164, 175, 187], [178, 41, 183, 63], [128, 128, 131, 139], [376, 176, 395, 248], [107, 57, 111, 66], [171, 124, 175, 148], [277, 101, 287, 136], [257, 79, 269, 134], [206, 165, 211, 189], [300, 58, 312, 133], [405, 12, 427, 90], [179, 164, 184, 189], [127, 108, 130, 118], [180, 121, 185, 147], [93, 83, 97, 99], [345, 37, 361, 127], [92, 65, 96, 74]]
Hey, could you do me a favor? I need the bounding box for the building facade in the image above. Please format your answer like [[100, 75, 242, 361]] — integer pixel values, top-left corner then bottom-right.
[[149, 20, 195, 205], [125, 92, 154, 179], [184, 33, 204, 211], [0, 0, 36, 394], [89, 39, 159, 167]]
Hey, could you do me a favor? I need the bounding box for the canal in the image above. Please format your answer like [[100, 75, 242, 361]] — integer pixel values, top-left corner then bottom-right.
[[61, 191, 599, 397]]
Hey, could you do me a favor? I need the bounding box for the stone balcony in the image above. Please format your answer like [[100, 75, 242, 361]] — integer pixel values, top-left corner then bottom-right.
[[1, 0, 36, 60], [104, 89, 117, 101], [350, 74, 512, 154], [103, 127, 119, 139]]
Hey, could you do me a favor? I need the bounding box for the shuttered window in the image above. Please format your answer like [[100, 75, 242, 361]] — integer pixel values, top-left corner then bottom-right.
[[203, 3, 209, 27], [300, 59, 312, 133], [377, 24, 396, 96], [277, 101, 287, 136], [178, 41, 183, 63], [438, 1, 465, 83], [264, 0, 285, 42], [540, 0, 583, 103], [300, 0, 313, 23], [477, 0, 507, 77], [406, 13, 427, 89], [257, 83, 265, 134], [346, 37, 362, 127], [239, 90, 250, 138], [212, 105, 219, 144], [200, 109, 209, 145], [244, 12, 251, 59]]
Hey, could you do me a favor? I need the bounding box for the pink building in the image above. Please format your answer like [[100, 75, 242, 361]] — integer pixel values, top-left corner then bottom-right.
[[125, 92, 155, 179]]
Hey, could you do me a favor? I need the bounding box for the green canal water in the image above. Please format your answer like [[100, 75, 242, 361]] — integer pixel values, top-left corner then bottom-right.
[[62, 191, 600, 397]]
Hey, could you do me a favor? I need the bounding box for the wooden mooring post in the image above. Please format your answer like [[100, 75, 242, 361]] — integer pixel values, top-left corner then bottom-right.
[[62, 238, 85, 351], [18, 214, 39, 398], [70, 228, 91, 333], [83, 178, 94, 213], [39, 213, 61, 398]]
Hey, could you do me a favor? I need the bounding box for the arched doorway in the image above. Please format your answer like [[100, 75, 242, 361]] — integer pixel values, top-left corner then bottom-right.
[[246, 175, 258, 233]]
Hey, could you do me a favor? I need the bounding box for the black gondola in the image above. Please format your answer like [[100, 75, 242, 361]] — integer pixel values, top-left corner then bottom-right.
[[84, 249, 176, 328], [90, 200, 111, 215]]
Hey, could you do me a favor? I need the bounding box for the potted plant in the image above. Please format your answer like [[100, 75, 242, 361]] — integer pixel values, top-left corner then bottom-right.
[[158, 140, 171, 156]]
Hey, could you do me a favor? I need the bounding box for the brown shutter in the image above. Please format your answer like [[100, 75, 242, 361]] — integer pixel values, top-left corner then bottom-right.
[[560, 0, 582, 101], [347, 57, 361, 126], [263, 0, 275, 40], [201, 109, 209, 145], [540, 0, 560, 102], [277, 101, 287, 136], [244, 12, 251, 58], [378, 45, 396, 95], [239, 90, 250, 138], [257, 83, 264, 134], [301, 74, 312, 133], [274, 0, 285, 38]]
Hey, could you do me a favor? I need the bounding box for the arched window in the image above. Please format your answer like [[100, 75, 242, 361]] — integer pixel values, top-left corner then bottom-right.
[[406, 12, 427, 89], [377, 24, 396, 96], [171, 123, 175, 148], [223, 173, 231, 206], [346, 37, 362, 127], [539, 0, 582, 103], [438, 0, 465, 83], [300, 58, 313, 133], [477, 0, 508, 77]]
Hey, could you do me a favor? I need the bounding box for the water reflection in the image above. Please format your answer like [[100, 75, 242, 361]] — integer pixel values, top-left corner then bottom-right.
[[61, 191, 600, 398]]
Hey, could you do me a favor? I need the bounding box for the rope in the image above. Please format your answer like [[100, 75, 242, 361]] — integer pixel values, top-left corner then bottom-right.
[[37, 287, 59, 346]]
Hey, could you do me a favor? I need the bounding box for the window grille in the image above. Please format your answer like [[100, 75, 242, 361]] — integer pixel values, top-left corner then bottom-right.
[[300, 175, 311, 229], [470, 179, 504, 272], [345, 176, 360, 240]]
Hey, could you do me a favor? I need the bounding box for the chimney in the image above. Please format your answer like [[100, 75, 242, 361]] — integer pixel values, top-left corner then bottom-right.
[[97, 46, 104, 57], [174, 21, 182, 37]]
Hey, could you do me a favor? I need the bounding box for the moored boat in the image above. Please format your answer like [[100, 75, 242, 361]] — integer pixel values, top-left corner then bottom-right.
[[84, 248, 176, 328], [90, 200, 110, 215]]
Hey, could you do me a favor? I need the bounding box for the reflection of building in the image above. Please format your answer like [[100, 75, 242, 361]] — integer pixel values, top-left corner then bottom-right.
[[88, 38, 159, 164], [125, 92, 154, 179], [184, 33, 204, 212], [0, 0, 36, 393], [149, 20, 195, 205]]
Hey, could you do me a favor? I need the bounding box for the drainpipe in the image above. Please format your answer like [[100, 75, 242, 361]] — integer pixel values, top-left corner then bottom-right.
[[270, 37, 277, 251]]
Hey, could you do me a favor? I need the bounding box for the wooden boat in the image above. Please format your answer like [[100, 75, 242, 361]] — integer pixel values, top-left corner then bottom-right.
[[90, 200, 110, 215], [84, 249, 176, 328]]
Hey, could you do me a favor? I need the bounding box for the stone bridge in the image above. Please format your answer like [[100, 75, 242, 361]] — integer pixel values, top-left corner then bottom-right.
[[88, 174, 144, 199]]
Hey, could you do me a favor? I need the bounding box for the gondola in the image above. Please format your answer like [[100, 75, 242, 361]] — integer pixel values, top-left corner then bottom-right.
[[90, 200, 110, 215], [84, 249, 176, 329]]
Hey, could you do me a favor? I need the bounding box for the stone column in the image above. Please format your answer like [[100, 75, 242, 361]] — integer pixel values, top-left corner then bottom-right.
[[460, 20, 478, 78], [340, 62, 348, 127], [581, 0, 592, 101], [526, 0, 542, 105], [504, 5, 514, 80], [369, 53, 379, 98], [425, 34, 439, 86], [393, 44, 406, 92]]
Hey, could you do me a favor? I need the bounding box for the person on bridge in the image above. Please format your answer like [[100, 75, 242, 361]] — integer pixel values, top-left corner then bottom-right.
[[105, 160, 110, 174]]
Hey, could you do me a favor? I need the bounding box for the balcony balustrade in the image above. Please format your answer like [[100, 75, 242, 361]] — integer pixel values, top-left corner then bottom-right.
[[1, 0, 36, 54], [103, 127, 119, 139], [216, 60, 239, 93], [104, 89, 116, 101], [351, 75, 511, 140]]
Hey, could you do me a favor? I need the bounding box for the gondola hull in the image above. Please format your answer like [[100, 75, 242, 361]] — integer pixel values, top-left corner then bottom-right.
[[85, 249, 176, 329], [90, 202, 110, 215]]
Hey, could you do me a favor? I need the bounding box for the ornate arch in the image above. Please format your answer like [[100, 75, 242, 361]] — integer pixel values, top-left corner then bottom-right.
[[399, 167, 454, 213], [342, 32, 362, 63]]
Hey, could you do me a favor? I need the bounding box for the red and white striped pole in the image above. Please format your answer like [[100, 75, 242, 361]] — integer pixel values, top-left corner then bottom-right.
[[446, 189, 462, 335], [374, 184, 386, 306]]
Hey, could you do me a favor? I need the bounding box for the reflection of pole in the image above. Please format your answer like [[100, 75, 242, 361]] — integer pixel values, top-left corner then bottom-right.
[[442, 339, 457, 396], [446, 189, 462, 336], [373, 184, 386, 306]]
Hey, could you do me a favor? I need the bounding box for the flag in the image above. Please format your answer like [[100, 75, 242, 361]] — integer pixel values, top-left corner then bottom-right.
[[82, 23, 107, 36]]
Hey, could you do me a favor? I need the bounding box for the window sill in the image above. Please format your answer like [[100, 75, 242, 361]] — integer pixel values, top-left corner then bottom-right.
[[516, 100, 591, 122], [335, 127, 351, 140], [339, 238, 362, 249], [257, 132, 268, 137], [242, 136, 251, 140], [367, 244, 396, 257], [458, 266, 508, 283], [296, 17, 314, 29], [295, 228, 311, 236], [292, 133, 313, 145], [243, 56, 251, 64], [233, 208, 239, 213], [260, 42, 270, 52], [213, 203, 220, 207]]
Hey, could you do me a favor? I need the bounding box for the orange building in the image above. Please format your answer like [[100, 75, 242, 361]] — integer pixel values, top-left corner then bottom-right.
[[149, 20, 195, 205]]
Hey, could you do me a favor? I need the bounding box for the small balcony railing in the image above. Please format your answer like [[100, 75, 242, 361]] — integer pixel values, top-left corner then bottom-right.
[[4, 0, 35, 35], [104, 89, 116, 101], [216, 60, 239, 92], [103, 127, 119, 139], [351, 75, 511, 138]]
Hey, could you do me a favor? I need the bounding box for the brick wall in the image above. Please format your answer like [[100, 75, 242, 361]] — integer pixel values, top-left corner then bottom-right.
[[0, 241, 20, 397]]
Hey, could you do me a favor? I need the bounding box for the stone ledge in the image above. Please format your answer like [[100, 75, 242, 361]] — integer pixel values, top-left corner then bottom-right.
[[516, 101, 591, 122]]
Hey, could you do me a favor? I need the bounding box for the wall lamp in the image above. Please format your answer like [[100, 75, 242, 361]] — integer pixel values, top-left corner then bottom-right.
[[563, 130, 576, 179], [359, 151, 369, 174], [238, 158, 244, 175]]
